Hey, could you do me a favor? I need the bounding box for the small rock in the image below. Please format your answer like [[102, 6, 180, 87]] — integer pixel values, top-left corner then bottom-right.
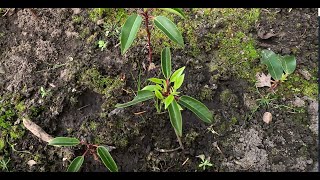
[[108, 108, 124, 118], [298, 69, 312, 80], [72, 8, 81, 15], [96, 19, 105, 25], [22, 31, 27, 36], [27, 160, 37, 167], [292, 96, 305, 107], [6, 84, 13, 92], [263, 112, 272, 124], [0, 65, 6, 74]]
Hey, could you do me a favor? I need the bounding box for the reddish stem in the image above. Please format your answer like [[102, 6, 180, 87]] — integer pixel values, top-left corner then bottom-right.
[[142, 10, 152, 64]]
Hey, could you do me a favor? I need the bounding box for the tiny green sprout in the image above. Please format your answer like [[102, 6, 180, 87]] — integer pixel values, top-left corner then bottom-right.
[[120, 8, 185, 64], [0, 157, 10, 172], [98, 40, 107, 51], [115, 47, 213, 148], [256, 94, 276, 108], [261, 49, 296, 90], [48, 137, 118, 172], [40, 87, 49, 98], [197, 154, 213, 171]]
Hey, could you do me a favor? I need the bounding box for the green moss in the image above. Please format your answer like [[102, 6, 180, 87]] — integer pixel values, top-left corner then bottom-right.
[[79, 27, 90, 39], [199, 86, 213, 101], [185, 130, 199, 146], [277, 74, 318, 99], [80, 68, 124, 98], [15, 101, 25, 113], [219, 89, 237, 105], [72, 15, 83, 24], [0, 138, 5, 151], [89, 121, 98, 131]]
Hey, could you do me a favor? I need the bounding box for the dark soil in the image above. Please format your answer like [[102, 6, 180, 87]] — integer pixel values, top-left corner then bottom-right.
[[0, 8, 318, 172]]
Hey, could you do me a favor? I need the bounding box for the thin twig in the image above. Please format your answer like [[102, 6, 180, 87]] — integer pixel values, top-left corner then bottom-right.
[[155, 146, 181, 153], [77, 104, 89, 111]]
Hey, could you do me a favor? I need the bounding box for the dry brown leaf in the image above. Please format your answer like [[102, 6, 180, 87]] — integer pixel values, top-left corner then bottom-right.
[[263, 112, 272, 124], [22, 118, 53, 143], [258, 29, 277, 39], [256, 72, 272, 88]]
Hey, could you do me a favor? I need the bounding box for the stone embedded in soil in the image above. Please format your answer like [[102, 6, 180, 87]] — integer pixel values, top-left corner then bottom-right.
[[263, 112, 272, 124], [292, 96, 305, 107], [307, 99, 318, 135]]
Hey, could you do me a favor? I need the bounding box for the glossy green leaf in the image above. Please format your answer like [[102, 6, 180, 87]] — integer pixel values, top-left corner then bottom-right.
[[170, 66, 185, 82], [154, 89, 164, 100], [48, 137, 80, 146], [261, 50, 283, 80], [142, 85, 161, 91], [280, 55, 296, 74], [174, 74, 184, 89], [178, 95, 213, 123], [161, 47, 172, 79], [154, 16, 184, 47], [164, 94, 174, 109], [168, 99, 182, 137], [148, 78, 164, 84], [120, 14, 142, 54], [159, 8, 185, 19], [97, 146, 118, 172], [67, 156, 84, 172], [177, 103, 183, 111], [115, 90, 154, 108]]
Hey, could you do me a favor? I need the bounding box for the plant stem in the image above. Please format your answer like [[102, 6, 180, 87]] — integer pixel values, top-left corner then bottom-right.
[[175, 131, 184, 150], [142, 10, 152, 64]]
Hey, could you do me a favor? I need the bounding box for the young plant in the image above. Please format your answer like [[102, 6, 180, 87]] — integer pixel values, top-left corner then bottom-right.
[[261, 49, 296, 90], [98, 40, 107, 51], [120, 8, 185, 64], [40, 87, 50, 98], [196, 154, 213, 171], [115, 47, 213, 149], [0, 157, 10, 172], [48, 137, 118, 172]]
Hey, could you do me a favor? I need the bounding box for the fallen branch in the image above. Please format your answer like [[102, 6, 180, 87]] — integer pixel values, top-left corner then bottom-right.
[[22, 118, 53, 143]]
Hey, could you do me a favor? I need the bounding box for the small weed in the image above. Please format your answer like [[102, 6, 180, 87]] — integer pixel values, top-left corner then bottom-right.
[[0, 157, 10, 172], [98, 40, 107, 51], [40, 87, 50, 98], [197, 154, 213, 171]]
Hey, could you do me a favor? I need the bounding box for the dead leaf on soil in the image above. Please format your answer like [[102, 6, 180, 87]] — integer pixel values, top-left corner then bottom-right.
[[263, 112, 272, 124], [256, 72, 272, 88], [22, 118, 53, 143], [258, 29, 277, 40]]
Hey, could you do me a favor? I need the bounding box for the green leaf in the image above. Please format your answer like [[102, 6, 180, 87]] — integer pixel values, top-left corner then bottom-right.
[[261, 50, 283, 81], [178, 95, 213, 123], [48, 137, 80, 146], [174, 74, 184, 89], [280, 55, 296, 74], [161, 47, 172, 79], [67, 156, 84, 172], [154, 89, 164, 100], [164, 94, 174, 109], [168, 99, 182, 137], [159, 8, 185, 19], [148, 78, 164, 84], [115, 90, 154, 108], [141, 85, 161, 91], [170, 66, 185, 82], [154, 16, 184, 47], [177, 103, 183, 111], [120, 14, 142, 54], [97, 146, 118, 172]]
